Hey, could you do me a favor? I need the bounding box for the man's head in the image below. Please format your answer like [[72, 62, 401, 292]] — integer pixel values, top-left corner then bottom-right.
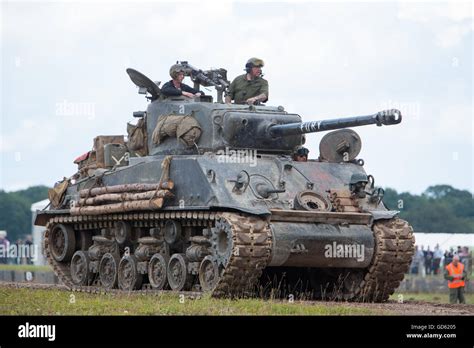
[[453, 254, 460, 265], [245, 57, 264, 78], [169, 64, 185, 82], [293, 146, 309, 162]]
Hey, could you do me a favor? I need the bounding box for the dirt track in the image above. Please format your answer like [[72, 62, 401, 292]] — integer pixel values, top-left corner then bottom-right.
[[1, 282, 473, 315], [308, 299, 474, 315]]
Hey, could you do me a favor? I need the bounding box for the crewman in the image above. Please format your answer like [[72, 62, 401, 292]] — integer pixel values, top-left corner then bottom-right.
[[225, 57, 268, 105], [161, 64, 204, 98], [292, 146, 309, 162], [444, 254, 467, 304]]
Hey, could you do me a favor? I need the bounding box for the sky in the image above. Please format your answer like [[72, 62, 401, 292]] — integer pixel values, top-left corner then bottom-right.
[[1, 0, 472, 194]]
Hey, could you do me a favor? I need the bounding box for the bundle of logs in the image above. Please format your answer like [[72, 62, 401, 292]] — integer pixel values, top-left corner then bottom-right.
[[328, 189, 361, 213], [70, 156, 174, 216]]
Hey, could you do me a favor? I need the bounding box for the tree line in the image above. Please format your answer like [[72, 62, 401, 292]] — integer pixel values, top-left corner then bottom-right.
[[383, 185, 473, 233], [0, 186, 49, 242]]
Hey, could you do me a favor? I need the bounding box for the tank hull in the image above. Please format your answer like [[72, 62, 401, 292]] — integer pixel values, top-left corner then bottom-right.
[[34, 95, 413, 301]]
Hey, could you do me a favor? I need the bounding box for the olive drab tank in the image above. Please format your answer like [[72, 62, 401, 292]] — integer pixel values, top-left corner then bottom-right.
[[35, 63, 415, 301]]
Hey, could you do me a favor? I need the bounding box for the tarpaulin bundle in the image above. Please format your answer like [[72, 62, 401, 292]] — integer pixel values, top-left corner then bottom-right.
[[152, 114, 201, 148]]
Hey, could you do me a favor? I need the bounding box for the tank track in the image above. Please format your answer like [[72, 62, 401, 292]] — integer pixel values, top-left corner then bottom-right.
[[354, 217, 415, 302], [43, 211, 272, 297], [44, 212, 412, 302]]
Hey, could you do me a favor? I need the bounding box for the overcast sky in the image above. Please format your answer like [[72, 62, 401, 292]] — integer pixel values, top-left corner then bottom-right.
[[1, 0, 472, 194]]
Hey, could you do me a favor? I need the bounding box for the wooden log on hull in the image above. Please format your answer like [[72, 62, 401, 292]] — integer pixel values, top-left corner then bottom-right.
[[70, 198, 164, 215], [79, 182, 174, 198], [78, 189, 173, 206]]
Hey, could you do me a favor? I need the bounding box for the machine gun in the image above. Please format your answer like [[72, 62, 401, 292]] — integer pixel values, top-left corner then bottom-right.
[[178, 61, 230, 103]]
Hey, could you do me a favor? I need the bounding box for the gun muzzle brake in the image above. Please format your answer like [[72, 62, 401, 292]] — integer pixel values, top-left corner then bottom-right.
[[375, 109, 402, 126]]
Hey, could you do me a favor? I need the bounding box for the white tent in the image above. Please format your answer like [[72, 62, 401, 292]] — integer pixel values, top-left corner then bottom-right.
[[413, 232, 474, 251], [31, 199, 50, 265]]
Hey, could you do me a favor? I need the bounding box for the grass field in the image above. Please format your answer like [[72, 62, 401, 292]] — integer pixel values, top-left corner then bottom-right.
[[1, 287, 473, 316], [1, 264, 472, 315], [0, 264, 52, 272], [0, 287, 379, 316]]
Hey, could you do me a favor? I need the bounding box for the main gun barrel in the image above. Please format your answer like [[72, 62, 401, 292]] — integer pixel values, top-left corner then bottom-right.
[[268, 109, 402, 137]]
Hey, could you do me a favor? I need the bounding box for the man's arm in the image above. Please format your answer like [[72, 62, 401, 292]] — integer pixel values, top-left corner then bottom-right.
[[247, 93, 267, 105], [444, 268, 454, 281], [161, 82, 182, 97], [246, 79, 269, 105], [181, 84, 204, 96], [260, 79, 269, 102]]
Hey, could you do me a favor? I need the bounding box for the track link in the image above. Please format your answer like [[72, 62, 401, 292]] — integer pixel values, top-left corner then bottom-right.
[[356, 218, 415, 302]]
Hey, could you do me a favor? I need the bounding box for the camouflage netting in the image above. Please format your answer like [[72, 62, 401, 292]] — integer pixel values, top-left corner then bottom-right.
[[152, 114, 201, 148], [127, 118, 148, 156]]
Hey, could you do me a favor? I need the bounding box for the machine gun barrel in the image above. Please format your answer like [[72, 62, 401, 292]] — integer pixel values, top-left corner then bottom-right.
[[178, 61, 230, 102], [268, 109, 402, 137], [179, 61, 218, 86]]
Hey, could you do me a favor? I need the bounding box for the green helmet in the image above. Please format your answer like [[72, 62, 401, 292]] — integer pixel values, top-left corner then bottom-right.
[[246, 57, 264, 69], [349, 173, 368, 185], [295, 146, 309, 156], [169, 64, 185, 79]]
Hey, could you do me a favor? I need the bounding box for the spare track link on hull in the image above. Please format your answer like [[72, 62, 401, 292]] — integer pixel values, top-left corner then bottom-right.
[[354, 218, 415, 302], [43, 211, 272, 298]]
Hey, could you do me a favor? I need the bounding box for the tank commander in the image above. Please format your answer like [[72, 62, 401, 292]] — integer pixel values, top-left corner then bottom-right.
[[293, 146, 309, 162], [225, 57, 268, 105], [161, 64, 204, 98]]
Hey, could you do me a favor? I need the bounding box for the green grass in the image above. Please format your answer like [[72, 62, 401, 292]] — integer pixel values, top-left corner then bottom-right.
[[0, 288, 378, 316], [0, 264, 52, 272], [391, 292, 474, 304]]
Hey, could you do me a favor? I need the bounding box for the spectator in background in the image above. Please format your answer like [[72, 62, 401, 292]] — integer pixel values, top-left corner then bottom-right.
[[424, 246, 433, 276], [459, 246, 470, 273], [444, 247, 454, 267], [14, 238, 23, 265], [411, 246, 420, 274], [24, 235, 34, 265], [0, 231, 10, 264], [416, 245, 426, 277], [459, 246, 469, 259], [433, 244, 443, 275]]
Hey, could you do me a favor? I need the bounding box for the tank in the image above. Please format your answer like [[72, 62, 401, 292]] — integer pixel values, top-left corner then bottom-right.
[[35, 65, 414, 302]]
